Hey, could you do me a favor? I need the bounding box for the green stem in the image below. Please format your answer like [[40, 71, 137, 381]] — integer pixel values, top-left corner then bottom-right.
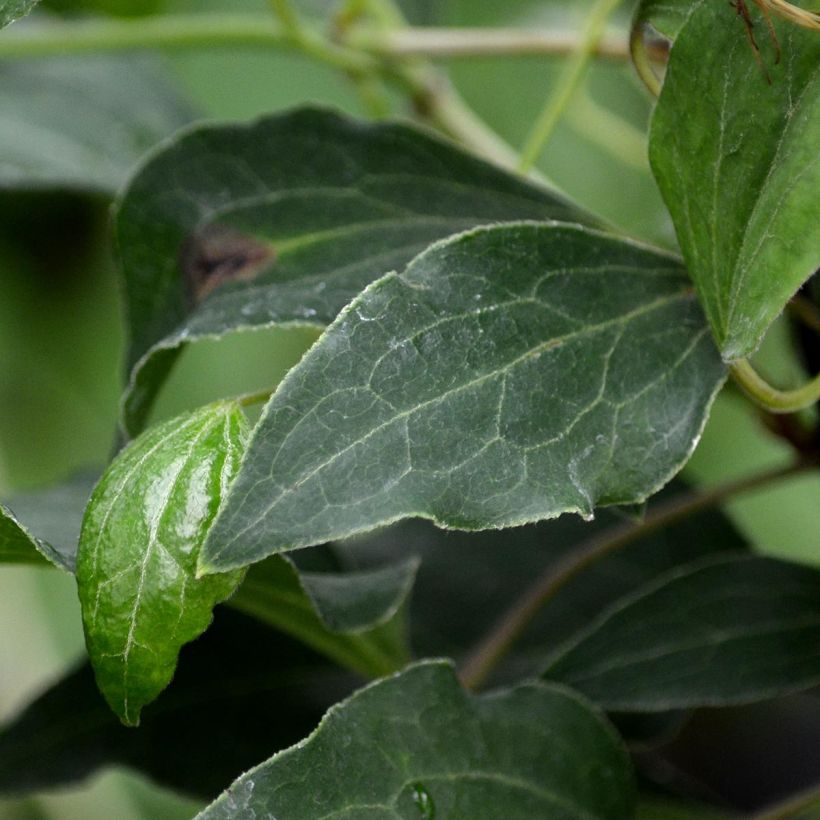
[[458, 457, 817, 690], [0, 14, 377, 73], [731, 359, 820, 414], [349, 27, 630, 60], [237, 388, 275, 409], [518, 0, 624, 172], [629, 20, 662, 98]]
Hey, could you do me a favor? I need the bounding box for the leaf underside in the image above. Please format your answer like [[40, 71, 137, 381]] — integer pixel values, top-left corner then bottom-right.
[[201, 222, 726, 573], [197, 661, 636, 820], [0, 55, 195, 192], [115, 106, 592, 434], [649, 0, 820, 359], [544, 555, 820, 711], [76, 402, 247, 726]]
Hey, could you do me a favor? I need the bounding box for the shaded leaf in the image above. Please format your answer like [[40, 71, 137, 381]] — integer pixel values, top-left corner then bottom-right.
[[0, 470, 97, 570], [230, 553, 417, 677], [543, 554, 820, 710], [0, 55, 195, 193], [649, 1, 820, 359], [0, 610, 359, 799], [338, 479, 747, 684], [0, 0, 38, 28], [200, 222, 726, 572], [198, 661, 636, 820], [115, 106, 592, 434], [76, 402, 248, 726]]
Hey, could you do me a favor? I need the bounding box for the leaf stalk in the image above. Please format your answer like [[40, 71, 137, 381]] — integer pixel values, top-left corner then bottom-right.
[[731, 359, 820, 414]]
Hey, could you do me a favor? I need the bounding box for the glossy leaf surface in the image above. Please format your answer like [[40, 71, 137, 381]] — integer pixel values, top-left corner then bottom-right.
[[0, 611, 359, 799], [543, 555, 820, 710], [76, 402, 247, 726], [0, 0, 38, 27], [115, 106, 590, 433], [649, 1, 820, 359], [198, 661, 635, 820], [0, 55, 195, 192], [231, 553, 417, 677], [201, 223, 725, 572]]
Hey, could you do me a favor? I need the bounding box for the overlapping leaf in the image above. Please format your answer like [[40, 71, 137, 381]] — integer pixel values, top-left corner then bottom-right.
[[114, 106, 591, 434], [200, 222, 726, 572], [0, 0, 38, 28], [231, 553, 417, 677], [198, 661, 636, 820], [0, 471, 96, 570], [0, 611, 359, 799], [650, 0, 820, 359], [543, 554, 820, 710], [0, 55, 195, 192], [76, 402, 248, 726]]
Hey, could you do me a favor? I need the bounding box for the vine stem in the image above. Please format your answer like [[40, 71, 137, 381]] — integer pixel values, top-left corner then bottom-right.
[[731, 359, 820, 414], [458, 457, 817, 690], [0, 15, 628, 63], [350, 27, 630, 59], [518, 0, 624, 172], [237, 388, 275, 408], [629, 21, 663, 98]]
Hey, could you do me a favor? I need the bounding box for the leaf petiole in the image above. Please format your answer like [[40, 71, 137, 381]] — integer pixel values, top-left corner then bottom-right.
[[731, 359, 820, 414]]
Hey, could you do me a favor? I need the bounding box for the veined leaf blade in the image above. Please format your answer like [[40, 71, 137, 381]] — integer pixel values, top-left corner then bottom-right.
[[76, 402, 248, 726], [200, 222, 726, 572], [197, 661, 636, 820]]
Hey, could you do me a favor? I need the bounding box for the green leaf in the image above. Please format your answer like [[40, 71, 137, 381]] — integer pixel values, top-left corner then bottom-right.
[[0, 471, 96, 570], [632, 0, 691, 39], [543, 554, 820, 710], [76, 402, 248, 726], [342, 480, 746, 683], [649, 1, 820, 360], [0, 0, 38, 28], [200, 222, 726, 573], [0, 610, 360, 799], [115, 106, 592, 434], [0, 55, 195, 193], [197, 661, 636, 820], [230, 553, 418, 677]]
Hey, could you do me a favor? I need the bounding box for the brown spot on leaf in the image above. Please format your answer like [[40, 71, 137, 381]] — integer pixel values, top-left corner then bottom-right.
[[180, 224, 275, 307]]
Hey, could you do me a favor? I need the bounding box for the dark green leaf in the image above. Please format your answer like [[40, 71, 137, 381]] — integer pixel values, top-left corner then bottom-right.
[[200, 222, 726, 573], [0, 610, 360, 799], [230, 553, 417, 677], [543, 554, 820, 710], [0, 55, 195, 193], [197, 661, 636, 820], [340, 479, 746, 684], [0, 0, 38, 28], [41, 0, 165, 17], [0, 470, 97, 570], [76, 402, 248, 726], [115, 106, 592, 434], [649, 1, 820, 360]]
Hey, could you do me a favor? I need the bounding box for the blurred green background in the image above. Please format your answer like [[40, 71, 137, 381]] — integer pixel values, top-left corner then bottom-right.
[[1, 0, 818, 817]]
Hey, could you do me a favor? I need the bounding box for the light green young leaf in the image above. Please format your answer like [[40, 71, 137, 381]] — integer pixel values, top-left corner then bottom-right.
[[200, 222, 725, 573], [0, 0, 38, 28], [230, 554, 418, 677], [197, 661, 636, 820], [649, 1, 820, 360], [0, 55, 195, 193], [0, 471, 97, 570], [76, 402, 248, 726], [543, 554, 820, 711], [115, 106, 592, 434]]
